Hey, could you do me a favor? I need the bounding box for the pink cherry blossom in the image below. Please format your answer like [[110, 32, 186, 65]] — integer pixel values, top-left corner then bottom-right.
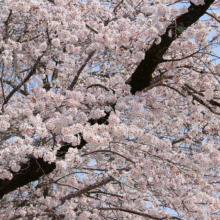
[[0, 0, 219, 219]]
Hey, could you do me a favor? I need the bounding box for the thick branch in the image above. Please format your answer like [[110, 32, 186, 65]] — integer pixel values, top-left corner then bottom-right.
[[0, 157, 55, 199], [0, 112, 110, 199], [127, 0, 214, 94], [0, 136, 87, 199]]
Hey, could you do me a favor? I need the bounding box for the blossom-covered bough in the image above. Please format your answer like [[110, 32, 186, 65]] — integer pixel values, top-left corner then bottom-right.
[[0, 0, 220, 219]]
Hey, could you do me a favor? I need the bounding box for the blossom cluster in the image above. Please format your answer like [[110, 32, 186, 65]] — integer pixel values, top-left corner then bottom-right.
[[0, 0, 219, 219]]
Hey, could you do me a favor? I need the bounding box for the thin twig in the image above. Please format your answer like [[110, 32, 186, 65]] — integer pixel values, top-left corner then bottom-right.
[[98, 207, 167, 220], [161, 49, 201, 63], [206, 12, 220, 23], [34, 158, 46, 175], [87, 84, 110, 91], [2, 50, 47, 106], [87, 83, 116, 94], [82, 149, 135, 164], [0, 63, 5, 104], [60, 176, 114, 204]]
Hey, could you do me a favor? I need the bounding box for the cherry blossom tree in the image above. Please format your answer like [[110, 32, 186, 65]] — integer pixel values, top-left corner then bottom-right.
[[0, 0, 220, 219]]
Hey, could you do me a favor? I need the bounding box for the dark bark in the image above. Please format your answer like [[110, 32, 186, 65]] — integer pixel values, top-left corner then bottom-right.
[[127, 0, 215, 94], [0, 0, 215, 199], [0, 157, 55, 199], [0, 137, 88, 199], [0, 112, 107, 199]]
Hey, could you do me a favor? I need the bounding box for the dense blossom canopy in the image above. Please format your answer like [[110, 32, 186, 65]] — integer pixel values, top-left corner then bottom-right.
[[0, 0, 220, 219]]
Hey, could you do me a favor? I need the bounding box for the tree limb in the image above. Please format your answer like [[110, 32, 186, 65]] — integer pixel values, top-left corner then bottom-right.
[[98, 207, 167, 220], [3, 9, 12, 41], [60, 176, 114, 204], [126, 0, 215, 94], [67, 50, 96, 91], [0, 0, 215, 200], [2, 55, 44, 106]]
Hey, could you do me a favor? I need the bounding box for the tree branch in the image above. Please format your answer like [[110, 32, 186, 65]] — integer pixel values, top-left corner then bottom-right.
[[183, 83, 220, 114], [82, 149, 135, 164], [172, 138, 186, 145], [47, 0, 55, 4], [3, 9, 12, 41], [189, 93, 220, 115], [205, 12, 220, 23], [0, 0, 215, 200], [2, 55, 44, 107], [87, 84, 110, 91], [160, 49, 201, 63], [60, 176, 114, 204], [86, 24, 99, 34], [4, 80, 29, 96], [0, 157, 55, 199], [98, 207, 167, 220], [67, 50, 96, 91], [126, 0, 214, 94]]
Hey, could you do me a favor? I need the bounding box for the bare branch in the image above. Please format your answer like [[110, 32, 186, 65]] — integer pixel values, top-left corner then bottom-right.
[[172, 138, 185, 145], [184, 83, 204, 97], [206, 12, 220, 23], [86, 24, 98, 34], [60, 176, 114, 204], [4, 80, 29, 96], [87, 84, 110, 91], [98, 207, 167, 220], [2, 55, 43, 106], [67, 50, 96, 91], [3, 9, 12, 41], [156, 84, 186, 97], [161, 49, 201, 63], [82, 150, 135, 164], [87, 84, 116, 94]]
